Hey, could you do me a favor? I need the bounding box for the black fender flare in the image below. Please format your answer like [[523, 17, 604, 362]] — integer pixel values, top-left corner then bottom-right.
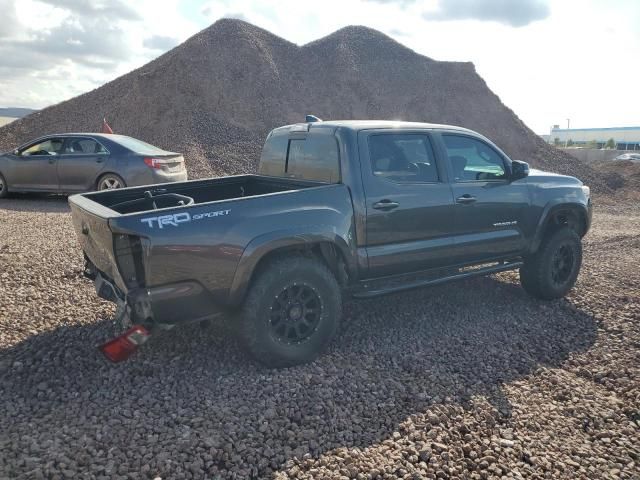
[[530, 200, 590, 254], [228, 226, 357, 305]]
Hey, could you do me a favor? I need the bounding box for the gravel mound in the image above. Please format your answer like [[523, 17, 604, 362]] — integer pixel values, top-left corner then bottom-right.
[[0, 19, 607, 192], [589, 160, 640, 200], [1, 197, 638, 478]]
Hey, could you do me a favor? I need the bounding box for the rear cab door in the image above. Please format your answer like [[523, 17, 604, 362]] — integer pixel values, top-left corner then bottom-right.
[[433, 131, 531, 263], [57, 136, 110, 191], [357, 129, 456, 277]]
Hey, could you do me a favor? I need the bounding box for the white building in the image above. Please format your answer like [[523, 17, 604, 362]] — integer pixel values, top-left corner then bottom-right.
[[549, 126, 640, 150]]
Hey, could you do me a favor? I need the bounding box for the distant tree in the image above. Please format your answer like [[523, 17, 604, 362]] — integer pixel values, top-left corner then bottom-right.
[[586, 139, 598, 149], [605, 138, 616, 149], [553, 137, 560, 146], [567, 139, 574, 147]]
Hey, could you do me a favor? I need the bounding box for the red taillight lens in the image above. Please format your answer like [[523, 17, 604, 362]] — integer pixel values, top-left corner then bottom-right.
[[100, 325, 151, 362], [144, 157, 162, 169]]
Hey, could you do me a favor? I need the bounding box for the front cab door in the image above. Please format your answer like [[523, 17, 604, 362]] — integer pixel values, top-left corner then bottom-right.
[[359, 130, 456, 278], [436, 132, 530, 264], [10, 137, 63, 191]]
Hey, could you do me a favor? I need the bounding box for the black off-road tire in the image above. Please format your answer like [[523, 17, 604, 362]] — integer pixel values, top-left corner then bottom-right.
[[239, 256, 342, 368], [0, 172, 8, 198], [520, 227, 582, 300]]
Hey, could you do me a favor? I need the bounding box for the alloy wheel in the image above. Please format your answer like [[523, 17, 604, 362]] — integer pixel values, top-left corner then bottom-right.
[[100, 177, 122, 190], [551, 243, 575, 287], [269, 283, 323, 344]]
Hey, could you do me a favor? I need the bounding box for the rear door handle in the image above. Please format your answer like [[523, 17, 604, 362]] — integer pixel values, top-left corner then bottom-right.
[[95, 158, 104, 163], [456, 194, 477, 204], [373, 200, 399, 211]]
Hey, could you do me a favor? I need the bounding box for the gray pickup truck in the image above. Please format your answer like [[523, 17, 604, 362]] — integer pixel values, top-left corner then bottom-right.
[[69, 119, 592, 367]]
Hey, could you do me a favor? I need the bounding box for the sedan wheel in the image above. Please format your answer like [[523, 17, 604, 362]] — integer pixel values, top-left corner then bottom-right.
[[98, 175, 125, 191]]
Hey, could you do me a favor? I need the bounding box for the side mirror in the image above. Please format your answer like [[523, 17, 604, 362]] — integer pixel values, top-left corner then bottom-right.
[[511, 160, 529, 180], [12, 149, 19, 156]]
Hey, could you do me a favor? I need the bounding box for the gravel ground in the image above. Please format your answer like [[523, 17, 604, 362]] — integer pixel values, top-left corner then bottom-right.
[[0, 195, 638, 479]]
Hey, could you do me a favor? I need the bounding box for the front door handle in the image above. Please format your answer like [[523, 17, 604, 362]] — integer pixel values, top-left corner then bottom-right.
[[95, 158, 104, 163], [48, 158, 56, 164], [373, 200, 399, 211], [456, 194, 477, 204]]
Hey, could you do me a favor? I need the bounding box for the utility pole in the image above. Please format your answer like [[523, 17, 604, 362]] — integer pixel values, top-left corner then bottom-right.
[[564, 118, 570, 148]]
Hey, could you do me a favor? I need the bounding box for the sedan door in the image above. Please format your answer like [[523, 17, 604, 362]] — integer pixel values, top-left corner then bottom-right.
[[8, 137, 63, 190], [358, 130, 456, 278], [57, 137, 110, 191], [436, 132, 530, 264]]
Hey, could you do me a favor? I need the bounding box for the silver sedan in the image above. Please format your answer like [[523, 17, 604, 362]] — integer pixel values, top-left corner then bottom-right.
[[0, 133, 188, 198]]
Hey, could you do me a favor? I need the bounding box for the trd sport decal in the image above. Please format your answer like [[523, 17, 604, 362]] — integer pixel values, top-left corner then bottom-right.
[[141, 209, 231, 229]]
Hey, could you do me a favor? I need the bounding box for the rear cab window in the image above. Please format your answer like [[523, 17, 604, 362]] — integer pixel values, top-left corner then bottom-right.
[[259, 128, 340, 183], [62, 137, 109, 155], [368, 133, 439, 183]]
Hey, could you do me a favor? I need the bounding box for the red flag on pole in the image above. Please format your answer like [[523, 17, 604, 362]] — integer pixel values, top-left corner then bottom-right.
[[102, 118, 114, 134]]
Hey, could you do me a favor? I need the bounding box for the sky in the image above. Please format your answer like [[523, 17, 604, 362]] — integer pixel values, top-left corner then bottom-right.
[[0, 0, 638, 134]]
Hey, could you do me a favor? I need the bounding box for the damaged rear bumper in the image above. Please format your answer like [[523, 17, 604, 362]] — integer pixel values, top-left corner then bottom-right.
[[85, 260, 226, 327]]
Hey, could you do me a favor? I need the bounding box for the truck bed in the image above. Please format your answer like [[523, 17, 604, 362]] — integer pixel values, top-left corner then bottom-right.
[[78, 175, 319, 214], [68, 174, 354, 325]]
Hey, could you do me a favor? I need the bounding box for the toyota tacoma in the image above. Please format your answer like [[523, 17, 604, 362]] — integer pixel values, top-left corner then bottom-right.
[[69, 118, 592, 367]]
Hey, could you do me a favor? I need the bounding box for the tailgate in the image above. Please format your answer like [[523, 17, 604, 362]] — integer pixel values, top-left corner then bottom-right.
[[69, 195, 120, 284]]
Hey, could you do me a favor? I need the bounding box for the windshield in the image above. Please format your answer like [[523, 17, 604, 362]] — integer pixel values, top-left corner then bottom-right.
[[113, 136, 168, 155]]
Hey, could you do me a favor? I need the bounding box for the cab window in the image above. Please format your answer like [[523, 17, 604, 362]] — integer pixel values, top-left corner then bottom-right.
[[369, 133, 439, 183], [63, 138, 108, 154], [285, 135, 340, 183], [21, 138, 64, 156], [442, 134, 507, 181], [259, 133, 289, 177]]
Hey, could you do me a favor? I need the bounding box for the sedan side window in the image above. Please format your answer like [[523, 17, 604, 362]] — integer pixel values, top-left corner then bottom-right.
[[21, 138, 64, 156], [63, 138, 108, 155], [442, 135, 507, 181], [369, 134, 439, 183]]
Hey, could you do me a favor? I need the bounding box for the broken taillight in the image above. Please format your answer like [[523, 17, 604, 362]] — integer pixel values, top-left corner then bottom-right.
[[100, 325, 151, 362]]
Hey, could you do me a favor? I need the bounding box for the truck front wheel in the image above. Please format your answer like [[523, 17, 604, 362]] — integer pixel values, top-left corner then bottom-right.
[[520, 227, 582, 300], [239, 256, 342, 368]]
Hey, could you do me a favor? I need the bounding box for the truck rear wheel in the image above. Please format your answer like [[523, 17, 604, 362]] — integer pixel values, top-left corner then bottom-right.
[[520, 227, 582, 300], [239, 256, 342, 368]]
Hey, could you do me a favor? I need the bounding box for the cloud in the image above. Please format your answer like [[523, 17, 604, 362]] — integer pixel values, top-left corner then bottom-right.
[[366, 0, 417, 4], [38, 0, 141, 21], [424, 0, 550, 27], [222, 12, 250, 22], [143, 35, 180, 51], [0, 0, 20, 38], [0, 0, 145, 108], [0, 17, 132, 73]]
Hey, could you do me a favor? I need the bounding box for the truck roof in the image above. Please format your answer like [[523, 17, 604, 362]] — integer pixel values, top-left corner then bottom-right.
[[272, 120, 478, 135]]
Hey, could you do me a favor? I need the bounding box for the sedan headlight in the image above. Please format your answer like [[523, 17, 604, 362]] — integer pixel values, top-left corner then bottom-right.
[[581, 185, 591, 198]]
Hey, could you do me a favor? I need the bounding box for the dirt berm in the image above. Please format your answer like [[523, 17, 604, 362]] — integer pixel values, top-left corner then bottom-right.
[[0, 19, 610, 192]]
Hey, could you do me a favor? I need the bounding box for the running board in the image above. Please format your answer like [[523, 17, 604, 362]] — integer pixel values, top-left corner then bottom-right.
[[352, 260, 523, 299]]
